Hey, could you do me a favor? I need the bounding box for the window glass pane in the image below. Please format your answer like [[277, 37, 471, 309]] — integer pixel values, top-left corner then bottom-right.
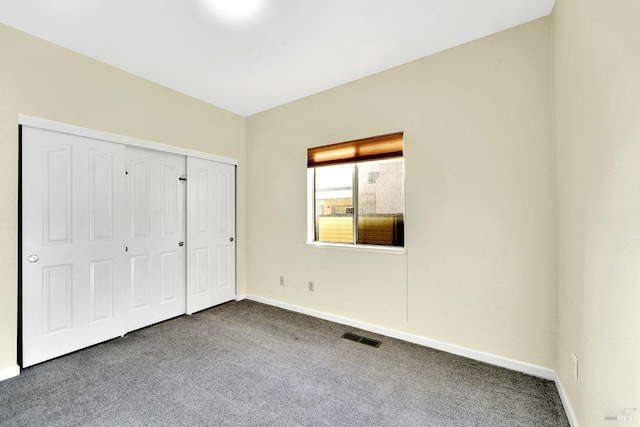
[[315, 164, 353, 243], [357, 158, 404, 246]]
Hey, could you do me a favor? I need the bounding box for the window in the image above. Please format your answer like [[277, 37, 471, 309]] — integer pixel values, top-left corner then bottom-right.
[[307, 132, 404, 247]]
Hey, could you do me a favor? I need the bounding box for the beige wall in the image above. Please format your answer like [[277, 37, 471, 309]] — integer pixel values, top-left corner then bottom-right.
[[553, 0, 640, 424], [0, 23, 246, 373], [246, 18, 555, 368], [6, 4, 639, 422]]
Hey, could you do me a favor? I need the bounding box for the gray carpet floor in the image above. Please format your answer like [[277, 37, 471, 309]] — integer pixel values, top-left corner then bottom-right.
[[0, 300, 569, 426]]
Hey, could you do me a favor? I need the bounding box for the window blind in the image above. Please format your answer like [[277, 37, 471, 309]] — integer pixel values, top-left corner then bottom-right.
[[307, 132, 403, 168]]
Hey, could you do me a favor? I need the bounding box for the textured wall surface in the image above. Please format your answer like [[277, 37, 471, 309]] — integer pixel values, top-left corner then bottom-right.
[[246, 18, 555, 369], [553, 0, 640, 424], [0, 23, 246, 374]]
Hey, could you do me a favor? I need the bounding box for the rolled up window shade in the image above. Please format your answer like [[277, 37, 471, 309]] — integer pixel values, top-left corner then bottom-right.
[[308, 132, 403, 168]]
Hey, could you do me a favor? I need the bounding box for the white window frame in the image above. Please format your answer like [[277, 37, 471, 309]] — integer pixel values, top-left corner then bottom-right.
[[305, 163, 406, 255]]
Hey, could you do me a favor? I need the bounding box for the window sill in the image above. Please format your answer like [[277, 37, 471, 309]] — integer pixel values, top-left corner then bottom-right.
[[305, 241, 406, 255]]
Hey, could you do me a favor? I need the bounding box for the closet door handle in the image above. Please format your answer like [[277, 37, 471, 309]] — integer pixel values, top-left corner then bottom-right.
[[28, 255, 39, 263], [179, 241, 184, 247], [230, 237, 234, 242]]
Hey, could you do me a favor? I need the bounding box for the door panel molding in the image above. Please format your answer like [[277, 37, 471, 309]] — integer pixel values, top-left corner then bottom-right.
[[186, 158, 236, 314], [126, 146, 186, 331], [22, 126, 128, 367]]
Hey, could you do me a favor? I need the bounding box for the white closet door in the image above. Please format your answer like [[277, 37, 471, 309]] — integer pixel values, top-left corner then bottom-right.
[[126, 147, 186, 331], [21, 117, 237, 367], [186, 158, 236, 314], [21, 126, 128, 367]]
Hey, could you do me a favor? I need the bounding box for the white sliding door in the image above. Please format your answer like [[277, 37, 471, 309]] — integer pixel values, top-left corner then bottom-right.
[[21, 126, 128, 367], [126, 147, 186, 331], [186, 158, 236, 314], [20, 116, 237, 367]]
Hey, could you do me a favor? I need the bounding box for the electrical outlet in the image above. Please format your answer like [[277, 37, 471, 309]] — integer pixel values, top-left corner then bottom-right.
[[572, 352, 578, 381], [280, 276, 284, 286], [308, 281, 314, 292]]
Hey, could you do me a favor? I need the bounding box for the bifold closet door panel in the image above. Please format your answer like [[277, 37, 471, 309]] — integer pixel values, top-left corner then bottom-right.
[[186, 157, 236, 314], [21, 126, 128, 367], [126, 147, 186, 331]]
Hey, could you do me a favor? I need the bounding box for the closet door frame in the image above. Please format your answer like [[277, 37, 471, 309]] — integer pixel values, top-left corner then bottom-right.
[[19, 115, 237, 165], [18, 114, 237, 366]]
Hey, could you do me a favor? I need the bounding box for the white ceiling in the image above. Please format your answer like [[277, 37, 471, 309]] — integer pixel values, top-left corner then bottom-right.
[[0, 0, 555, 117]]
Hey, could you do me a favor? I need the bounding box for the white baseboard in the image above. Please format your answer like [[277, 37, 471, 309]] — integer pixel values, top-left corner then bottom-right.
[[235, 294, 247, 301], [0, 364, 20, 382], [246, 295, 556, 380], [554, 372, 580, 427]]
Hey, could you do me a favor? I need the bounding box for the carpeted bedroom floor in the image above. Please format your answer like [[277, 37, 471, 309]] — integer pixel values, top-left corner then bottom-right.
[[0, 300, 569, 426]]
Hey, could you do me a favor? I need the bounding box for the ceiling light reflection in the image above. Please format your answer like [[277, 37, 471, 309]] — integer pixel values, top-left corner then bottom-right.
[[209, 0, 263, 19]]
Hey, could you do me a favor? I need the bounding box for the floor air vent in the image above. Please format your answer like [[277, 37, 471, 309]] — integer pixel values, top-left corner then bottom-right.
[[341, 332, 381, 348]]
